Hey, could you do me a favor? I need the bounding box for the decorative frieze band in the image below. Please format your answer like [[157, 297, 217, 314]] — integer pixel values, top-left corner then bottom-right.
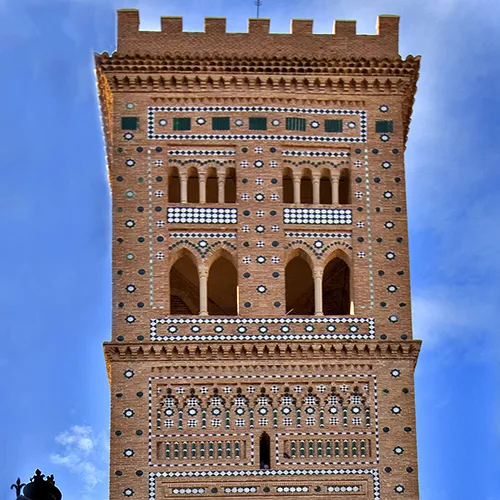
[[150, 317, 375, 342], [149, 469, 380, 500]]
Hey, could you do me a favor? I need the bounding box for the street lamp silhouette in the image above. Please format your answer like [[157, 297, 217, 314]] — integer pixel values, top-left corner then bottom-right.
[[10, 470, 62, 500]]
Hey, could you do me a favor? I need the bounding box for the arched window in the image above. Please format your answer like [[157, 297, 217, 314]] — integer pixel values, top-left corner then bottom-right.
[[224, 167, 236, 203], [206, 167, 218, 203], [169, 252, 200, 315], [259, 432, 271, 469], [300, 168, 313, 204], [187, 167, 199, 203], [285, 252, 314, 315], [322, 256, 350, 315], [339, 168, 350, 204], [207, 254, 237, 315], [320, 168, 332, 204], [283, 167, 294, 203], [168, 167, 181, 203]]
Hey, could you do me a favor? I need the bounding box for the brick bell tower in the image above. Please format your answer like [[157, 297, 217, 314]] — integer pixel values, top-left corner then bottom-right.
[[96, 10, 421, 500]]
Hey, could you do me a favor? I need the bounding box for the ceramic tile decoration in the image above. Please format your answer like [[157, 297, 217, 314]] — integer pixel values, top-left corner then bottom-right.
[[283, 208, 352, 225]]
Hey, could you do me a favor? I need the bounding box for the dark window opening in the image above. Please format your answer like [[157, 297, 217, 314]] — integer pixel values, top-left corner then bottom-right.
[[283, 168, 294, 203], [325, 119, 343, 133], [320, 176, 332, 204], [121, 117, 139, 130], [206, 167, 218, 203], [168, 168, 181, 203], [323, 257, 350, 315], [285, 255, 314, 315], [187, 168, 199, 203], [249, 117, 267, 130], [224, 168, 237, 203], [339, 169, 350, 204], [173, 117, 191, 131], [286, 117, 306, 131], [208, 256, 238, 316], [300, 171, 313, 204], [259, 432, 271, 469], [169, 255, 199, 315], [212, 117, 231, 131], [376, 120, 393, 133]]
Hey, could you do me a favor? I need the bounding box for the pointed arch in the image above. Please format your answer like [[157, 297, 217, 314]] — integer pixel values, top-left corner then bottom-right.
[[187, 166, 199, 203], [224, 167, 236, 203], [259, 432, 271, 469], [300, 167, 313, 204], [168, 166, 181, 203], [169, 248, 200, 315], [206, 166, 218, 203], [322, 249, 351, 316], [319, 168, 332, 204], [283, 167, 294, 203], [339, 168, 350, 204], [207, 249, 238, 316], [285, 248, 314, 315]]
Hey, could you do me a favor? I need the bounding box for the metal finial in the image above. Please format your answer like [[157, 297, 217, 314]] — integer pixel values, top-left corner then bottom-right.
[[255, 0, 263, 18], [10, 478, 25, 498]]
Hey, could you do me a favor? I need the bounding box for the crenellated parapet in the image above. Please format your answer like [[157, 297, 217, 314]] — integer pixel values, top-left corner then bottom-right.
[[115, 9, 400, 59]]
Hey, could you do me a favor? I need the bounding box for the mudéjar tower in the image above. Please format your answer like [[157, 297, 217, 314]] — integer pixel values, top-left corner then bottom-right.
[[96, 10, 421, 500]]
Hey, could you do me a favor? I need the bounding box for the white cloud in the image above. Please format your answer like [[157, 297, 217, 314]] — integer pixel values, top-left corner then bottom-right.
[[55, 425, 96, 452], [50, 425, 107, 494], [412, 284, 499, 348]]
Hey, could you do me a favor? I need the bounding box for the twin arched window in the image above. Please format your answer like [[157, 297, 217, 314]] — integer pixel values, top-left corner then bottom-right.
[[285, 251, 351, 316], [169, 251, 238, 315]]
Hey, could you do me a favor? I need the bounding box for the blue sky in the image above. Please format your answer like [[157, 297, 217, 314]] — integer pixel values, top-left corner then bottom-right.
[[1, 0, 500, 499]]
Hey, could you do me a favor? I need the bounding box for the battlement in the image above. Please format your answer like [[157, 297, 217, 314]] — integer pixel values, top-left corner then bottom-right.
[[116, 9, 400, 59]]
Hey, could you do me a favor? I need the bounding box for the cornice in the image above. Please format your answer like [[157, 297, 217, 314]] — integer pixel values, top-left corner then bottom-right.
[[95, 53, 420, 77], [95, 65, 114, 168], [103, 340, 421, 364]]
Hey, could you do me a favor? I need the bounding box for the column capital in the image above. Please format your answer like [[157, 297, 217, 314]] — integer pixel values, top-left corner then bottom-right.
[[313, 268, 323, 280]]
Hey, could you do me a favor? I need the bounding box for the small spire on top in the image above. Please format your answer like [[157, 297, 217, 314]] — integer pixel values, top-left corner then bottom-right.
[[255, 0, 263, 18]]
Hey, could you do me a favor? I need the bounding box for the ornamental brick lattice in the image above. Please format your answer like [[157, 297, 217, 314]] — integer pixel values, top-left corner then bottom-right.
[[96, 9, 421, 500]]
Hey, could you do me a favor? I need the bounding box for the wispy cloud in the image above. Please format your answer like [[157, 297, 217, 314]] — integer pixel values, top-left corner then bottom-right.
[[412, 284, 500, 352], [50, 425, 108, 494]]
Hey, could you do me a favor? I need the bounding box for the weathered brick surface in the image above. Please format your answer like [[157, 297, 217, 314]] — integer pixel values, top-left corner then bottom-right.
[[96, 9, 421, 500]]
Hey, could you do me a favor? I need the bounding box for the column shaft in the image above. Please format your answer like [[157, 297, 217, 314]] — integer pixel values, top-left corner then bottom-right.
[[332, 176, 339, 205], [313, 176, 320, 204], [199, 273, 208, 316], [314, 271, 323, 316], [218, 180, 225, 204], [199, 177, 206, 204], [180, 175, 188, 204], [293, 179, 301, 204]]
